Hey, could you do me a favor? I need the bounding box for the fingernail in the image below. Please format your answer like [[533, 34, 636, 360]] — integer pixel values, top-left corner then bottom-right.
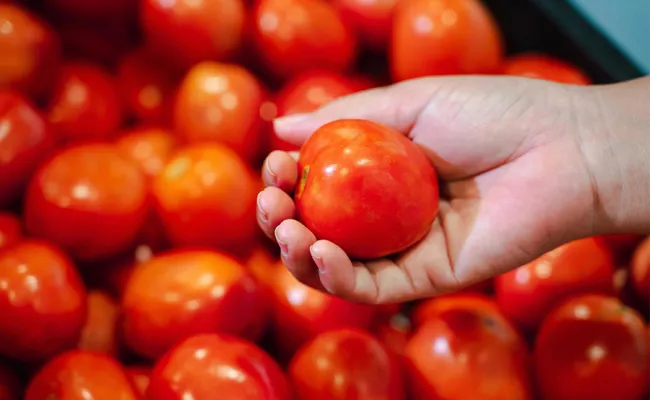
[[256, 192, 267, 223], [273, 114, 310, 132], [310, 244, 325, 273], [264, 158, 277, 181], [275, 227, 288, 258]]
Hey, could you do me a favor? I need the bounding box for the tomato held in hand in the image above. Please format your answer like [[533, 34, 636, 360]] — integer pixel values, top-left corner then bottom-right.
[[24, 143, 149, 261], [77, 290, 120, 356], [296, 119, 439, 259], [631, 237, 650, 307], [25, 351, 139, 400], [0, 213, 22, 252], [333, 0, 397, 50], [534, 294, 649, 400], [115, 126, 177, 182], [0, 362, 21, 400], [0, 241, 86, 362], [146, 334, 291, 400], [252, 0, 357, 80], [495, 237, 616, 332], [501, 53, 591, 85], [390, 0, 503, 81]]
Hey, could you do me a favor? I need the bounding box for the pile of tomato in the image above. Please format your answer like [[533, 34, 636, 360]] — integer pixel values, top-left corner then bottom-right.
[[0, 0, 648, 398]]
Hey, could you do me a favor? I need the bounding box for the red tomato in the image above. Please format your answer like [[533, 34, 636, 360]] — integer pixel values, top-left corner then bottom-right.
[[115, 126, 177, 182], [412, 293, 502, 330], [141, 0, 246, 71], [126, 366, 151, 397], [25, 351, 139, 400], [24, 143, 149, 261], [296, 119, 439, 259], [46, 62, 123, 144], [0, 91, 56, 208], [374, 312, 412, 356], [152, 143, 258, 254], [289, 328, 404, 400], [404, 302, 533, 400], [245, 244, 279, 287], [631, 237, 650, 307], [534, 294, 649, 400], [333, 0, 397, 50], [174, 62, 269, 162], [390, 0, 503, 81], [0, 241, 86, 361], [77, 290, 120, 356], [43, 0, 138, 20], [0, 362, 21, 400], [495, 237, 616, 332], [252, 0, 357, 80], [146, 334, 291, 400], [122, 250, 268, 360], [0, 213, 22, 251], [501, 53, 591, 85], [0, 4, 60, 100]]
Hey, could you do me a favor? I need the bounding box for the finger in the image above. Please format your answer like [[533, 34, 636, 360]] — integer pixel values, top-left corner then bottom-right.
[[274, 219, 323, 290], [256, 187, 295, 239], [261, 151, 299, 192]]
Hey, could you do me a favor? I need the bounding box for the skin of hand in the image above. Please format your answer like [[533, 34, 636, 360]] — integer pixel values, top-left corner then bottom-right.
[[257, 75, 650, 304]]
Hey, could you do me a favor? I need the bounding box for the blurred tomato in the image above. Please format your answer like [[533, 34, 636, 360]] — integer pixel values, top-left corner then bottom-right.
[[495, 237, 615, 331], [631, 237, 650, 307], [375, 312, 412, 356], [43, 0, 138, 20], [77, 290, 120, 356], [289, 328, 404, 400], [535, 294, 649, 400], [412, 293, 502, 330], [390, 0, 503, 81], [46, 62, 123, 144], [0, 91, 56, 208], [126, 366, 151, 397], [245, 244, 279, 287], [0, 362, 21, 400], [0, 4, 60, 100], [24, 143, 149, 261], [0, 241, 86, 361], [501, 53, 591, 85], [333, 0, 397, 50], [115, 126, 177, 182], [252, 0, 357, 80], [146, 334, 291, 400], [25, 351, 139, 400], [0, 213, 22, 252], [122, 250, 268, 360]]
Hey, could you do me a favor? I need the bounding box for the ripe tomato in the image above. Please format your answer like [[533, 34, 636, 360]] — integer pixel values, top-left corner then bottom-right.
[[252, 0, 357, 80], [24, 143, 149, 261], [374, 312, 412, 356], [631, 237, 650, 307], [0, 4, 60, 100], [245, 244, 280, 287], [152, 143, 258, 254], [115, 126, 178, 182], [46, 62, 123, 144], [0, 212, 21, 251], [596, 234, 645, 265], [0, 241, 86, 361], [141, 0, 246, 71], [333, 0, 397, 50], [412, 293, 502, 330], [77, 290, 120, 356], [0, 91, 56, 208], [289, 328, 404, 400], [495, 237, 615, 331], [0, 362, 21, 400], [146, 334, 291, 400], [501, 53, 591, 85], [405, 302, 532, 400], [174, 62, 269, 162], [296, 119, 439, 259], [126, 366, 151, 397], [534, 294, 649, 400], [25, 351, 139, 400], [122, 250, 268, 360], [390, 0, 503, 81]]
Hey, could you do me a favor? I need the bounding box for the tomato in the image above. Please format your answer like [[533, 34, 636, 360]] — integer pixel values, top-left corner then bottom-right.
[[24, 143, 149, 261], [534, 294, 649, 400], [501, 53, 591, 85], [374, 312, 412, 356], [495, 237, 616, 332], [0, 4, 60, 101], [43, 0, 138, 20], [86, 244, 155, 300], [146, 334, 291, 400], [295, 119, 439, 259], [115, 126, 177, 182], [631, 237, 650, 307], [245, 244, 280, 287], [0, 241, 86, 362], [77, 290, 120, 356], [46, 62, 123, 144], [597, 234, 645, 266], [0, 362, 21, 400], [25, 351, 139, 400], [289, 328, 404, 400], [412, 293, 502, 330], [252, 0, 357, 80], [126, 366, 151, 397], [141, 0, 246, 71], [333, 0, 397, 50], [404, 301, 532, 400], [0, 213, 22, 252], [390, 0, 503, 81], [174, 62, 269, 162], [122, 250, 268, 360], [152, 143, 258, 254], [0, 91, 56, 208]]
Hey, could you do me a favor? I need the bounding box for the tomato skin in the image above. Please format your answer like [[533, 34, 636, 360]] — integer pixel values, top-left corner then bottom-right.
[[25, 350, 139, 400], [501, 53, 591, 85], [252, 0, 357, 80], [146, 334, 292, 400], [0, 213, 22, 252], [296, 119, 439, 259], [0, 362, 21, 400], [122, 250, 268, 360], [126, 366, 151, 397], [289, 328, 404, 400], [495, 237, 616, 332], [333, 0, 397, 50], [390, 0, 503, 81], [0, 241, 86, 362], [631, 237, 650, 307], [24, 143, 149, 261], [374, 312, 412, 356], [534, 294, 649, 400], [115, 126, 178, 182], [0, 91, 57, 208], [76, 290, 120, 356], [412, 293, 502, 330]]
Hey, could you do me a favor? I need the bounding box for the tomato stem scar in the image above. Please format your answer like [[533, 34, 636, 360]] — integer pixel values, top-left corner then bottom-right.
[[295, 165, 310, 200]]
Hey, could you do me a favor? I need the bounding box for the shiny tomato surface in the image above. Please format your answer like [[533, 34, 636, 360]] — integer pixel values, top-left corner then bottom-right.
[[412, 293, 502, 330], [296, 119, 439, 259], [126, 366, 151, 397], [76, 290, 120, 356], [501, 53, 591, 85], [0, 241, 86, 361], [146, 334, 291, 400], [333, 0, 397, 50], [534, 294, 649, 400], [631, 237, 650, 308], [115, 126, 177, 182], [0, 212, 22, 251]]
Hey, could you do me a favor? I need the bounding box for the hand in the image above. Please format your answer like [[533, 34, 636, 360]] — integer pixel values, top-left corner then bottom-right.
[[256, 76, 623, 304]]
